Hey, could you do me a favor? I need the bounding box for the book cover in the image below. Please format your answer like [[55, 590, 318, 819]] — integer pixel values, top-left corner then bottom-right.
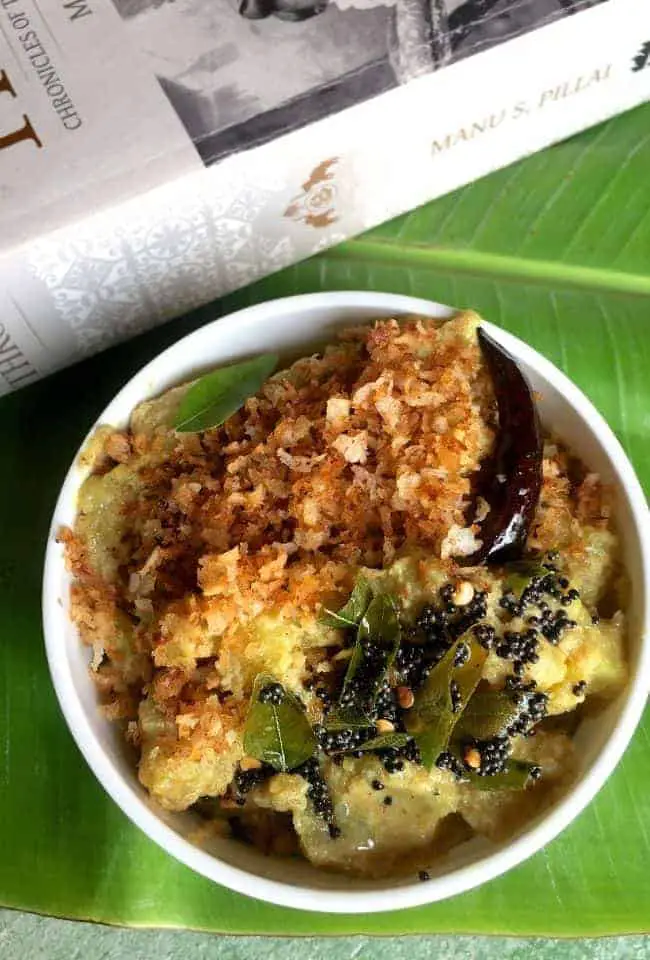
[[1, 0, 649, 393]]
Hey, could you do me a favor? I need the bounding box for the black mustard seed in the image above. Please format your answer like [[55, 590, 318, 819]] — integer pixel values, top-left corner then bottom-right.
[[258, 682, 284, 706]]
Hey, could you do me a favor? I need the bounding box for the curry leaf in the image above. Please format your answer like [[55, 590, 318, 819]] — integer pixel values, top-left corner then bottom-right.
[[243, 674, 316, 773], [405, 637, 487, 769], [323, 713, 372, 732], [328, 732, 410, 756], [320, 577, 373, 629], [453, 687, 521, 743], [354, 732, 410, 753], [173, 353, 278, 433], [357, 593, 400, 647], [463, 760, 538, 791], [504, 559, 548, 597], [337, 593, 401, 722]]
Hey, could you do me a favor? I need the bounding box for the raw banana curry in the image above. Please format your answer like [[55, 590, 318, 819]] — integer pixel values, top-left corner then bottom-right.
[[61, 313, 627, 879]]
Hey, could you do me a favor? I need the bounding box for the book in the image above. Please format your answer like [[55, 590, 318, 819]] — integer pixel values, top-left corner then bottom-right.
[[1, 0, 649, 394]]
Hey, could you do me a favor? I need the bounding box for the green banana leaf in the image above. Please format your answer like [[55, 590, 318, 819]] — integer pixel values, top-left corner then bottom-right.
[[1, 101, 649, 936]]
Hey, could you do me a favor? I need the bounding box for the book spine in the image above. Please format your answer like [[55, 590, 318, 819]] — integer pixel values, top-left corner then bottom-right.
[[2, 0, 650, 396]]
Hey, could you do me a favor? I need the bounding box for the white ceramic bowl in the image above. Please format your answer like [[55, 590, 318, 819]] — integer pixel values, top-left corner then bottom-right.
[[43, 291, 650, 914]]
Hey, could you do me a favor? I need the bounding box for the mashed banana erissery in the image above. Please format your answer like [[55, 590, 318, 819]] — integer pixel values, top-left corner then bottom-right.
[[61, 312, 627, 879]]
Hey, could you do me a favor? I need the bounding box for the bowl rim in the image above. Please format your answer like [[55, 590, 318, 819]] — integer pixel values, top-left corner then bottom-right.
[[42, 290, 650, 914]]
